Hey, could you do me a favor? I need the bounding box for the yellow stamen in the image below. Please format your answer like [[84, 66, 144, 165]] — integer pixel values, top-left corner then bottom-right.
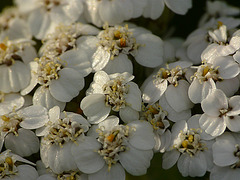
[[114, 30, 122, 39], [188, 135, 194, 143], [149, 105, 159, 115], [120, 38, 126, 47], [202, 66, 209, 76], [0, 43, 7, 51], [217, 21, 223, 28], [107, 134, 115, 142], [5, 157, 13, 167], [162, 70, 168, 79], [182, 140, 188, 148], [1, 115, 10, 122]]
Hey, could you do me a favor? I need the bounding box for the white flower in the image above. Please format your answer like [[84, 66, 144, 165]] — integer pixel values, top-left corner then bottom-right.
[[21, 23, 95, 109], [188, 58, 240, 104], [140, 102, 171, 152], [0, 150, 39, 180], [71, 117, 155, 180], [199, 1, 240, 27], [80, 71, 141, 124], [184, 18, 240, 64], [210, 132, 240, 180], [199, 89, 240, 137], [143, 0, 192, 20], [0, 105, 48, 157], [0, 38, 37, 93], [39, 23, 99, 57], [83, 24, 164, 74], [21, 54, 86, 108], [141, 61, 193, 111], [83, 0, 147, 27], [36, 160, 88, 180], [15, 0, 84, 39], [202, 24, 240, 62], [158, 94, 191, 122], [0, 92, 25, 116], [0, 7, 32, 41], [37, 106, 90, 174], [162, 118, 214, 177]]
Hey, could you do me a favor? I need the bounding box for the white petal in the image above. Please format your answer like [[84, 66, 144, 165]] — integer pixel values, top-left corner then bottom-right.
[[76, 36, 98, 55], [47, 142, 77, 174], [187, 39, 208, 64], [128, 120, 155, 150], [119, 106, 139, 123], [135, 33, 164, 68], [142, 78, 168, 104], [83, 0, 103, 27], [19, 105, 48, 129], [0, 132, 7, 152], [165, 0, 192, 15], [50, 6, 73, 24], [143, 0, 164, 19], [187, 114, 214, 140], [177, 152, 207, 177], [210, 166, 240, 180], [159, 95, 191, 122], [225, 116, 240, 132], [0, 62, 30, 93], [103, 54, 133, 74], [199, 114, 226, 137], [37, 174, 56, 180], [188, 78, 214, 104], [80, 94, 111, 124], [92, 71, 110, 85], [92, 46, 110, 72], [125, 82, 141, 111], [131, 0, 147, 18], [0, 93, 24, 116], [16, 165, 39, 180], [233, 50, 240, 63], [162, 149, 180, 169], [212, 56, 239, 79], [99, 0, 133, 25], [227, 95, 240, 116], [21, 61, 39, 96], [49, 68, 84, 102], [62, 0, 83, 22], [33, 86, 66, 111], [212, 133, 238, 166], [171, 120, 188, 141], [201, 89, 228, 116], [216, 77, 239, 97], [165, 80, 193, 112], [89, 163, 125, 180], [5, 128, 39, 157], [98, 116, 119, 130], [28, 8, 51, 39], [60, 49, 92, 77], [71, 136, 105, 174], [159, 130, 172, 153], [119, 144, 153, 176]]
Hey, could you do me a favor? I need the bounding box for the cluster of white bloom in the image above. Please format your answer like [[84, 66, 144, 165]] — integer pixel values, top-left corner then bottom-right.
[[0, 0, 240, 180]]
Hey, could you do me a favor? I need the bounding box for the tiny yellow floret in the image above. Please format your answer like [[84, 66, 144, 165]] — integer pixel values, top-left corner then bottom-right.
[[1, 115, 10, 122], [5, 157, 13, 166], [0, 43, 7, 51], [107, 134, 115, 142], [182, 140, 188, 148]]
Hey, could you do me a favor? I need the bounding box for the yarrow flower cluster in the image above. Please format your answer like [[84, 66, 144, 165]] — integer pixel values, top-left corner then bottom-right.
[[1, 0, 240, 180]]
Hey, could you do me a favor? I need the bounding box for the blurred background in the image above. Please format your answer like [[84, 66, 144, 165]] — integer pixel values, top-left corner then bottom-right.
[[0, 0, 239, 180]]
